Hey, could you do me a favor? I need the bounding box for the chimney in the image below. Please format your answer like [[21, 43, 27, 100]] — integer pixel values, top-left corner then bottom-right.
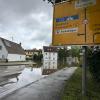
[[19, 42, 21, 46]]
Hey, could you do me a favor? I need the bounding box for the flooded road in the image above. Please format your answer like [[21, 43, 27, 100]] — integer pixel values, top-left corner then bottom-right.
[[0, 65, 46, 98]]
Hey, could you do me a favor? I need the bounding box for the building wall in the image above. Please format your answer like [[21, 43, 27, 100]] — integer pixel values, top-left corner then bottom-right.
[[0, 39, 8, 60], [43, 52, 58, 69], [25, 50, 40, 60], [43, 52, 57, 61], [7, 54, 26, 61], [43, 61, 57, 69], [25, 51, 33, 56]]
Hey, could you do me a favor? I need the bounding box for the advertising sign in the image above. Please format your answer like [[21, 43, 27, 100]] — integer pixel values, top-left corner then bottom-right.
[[52, 0, 100, 46]]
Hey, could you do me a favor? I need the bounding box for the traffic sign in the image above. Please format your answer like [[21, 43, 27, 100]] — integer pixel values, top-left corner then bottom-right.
[[75, 0, 96, 8], [52, 0, 100, 46]]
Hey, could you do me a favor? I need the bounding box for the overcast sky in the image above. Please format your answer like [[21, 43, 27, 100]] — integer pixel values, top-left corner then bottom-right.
[[0, 0, 53, 49]]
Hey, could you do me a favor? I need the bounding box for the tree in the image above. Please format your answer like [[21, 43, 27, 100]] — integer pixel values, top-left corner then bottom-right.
[[43, 0, 72, 4], [38, 53, 43, 62], [33, 54, 38, 61], [58, 47, 68, 67], [88, 46, 100, 82], [71, 46, 80, 57]]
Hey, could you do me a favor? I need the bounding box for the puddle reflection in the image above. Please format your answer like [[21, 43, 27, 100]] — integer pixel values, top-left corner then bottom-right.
[[0, 65, 43, 86], [0, 65, 57, 87]]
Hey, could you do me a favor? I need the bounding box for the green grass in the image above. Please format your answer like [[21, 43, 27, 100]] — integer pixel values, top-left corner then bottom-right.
[[61, 67, 100, 100]]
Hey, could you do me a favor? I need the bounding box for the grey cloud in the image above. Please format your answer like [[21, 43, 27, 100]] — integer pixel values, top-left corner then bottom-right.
[[0, 0, 53, 49]]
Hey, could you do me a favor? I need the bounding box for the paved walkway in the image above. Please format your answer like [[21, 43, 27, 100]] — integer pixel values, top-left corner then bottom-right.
[[0, 61, 36, 66], [1, 67, 77, 100]]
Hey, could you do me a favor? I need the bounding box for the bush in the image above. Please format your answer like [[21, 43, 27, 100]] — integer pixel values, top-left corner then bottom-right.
[[88, 48, 100, 82]]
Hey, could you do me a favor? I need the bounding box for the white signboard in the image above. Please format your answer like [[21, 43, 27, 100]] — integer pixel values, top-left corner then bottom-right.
[[56, 28, 78, 34], [75, 0, 96, 8]]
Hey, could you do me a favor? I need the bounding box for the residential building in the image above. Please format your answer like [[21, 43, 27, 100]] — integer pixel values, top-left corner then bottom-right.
[[25, 49, 42, 60], [25, 50, 34, 59], [42, 46, 58, 75], [0, 37, 25, 61]]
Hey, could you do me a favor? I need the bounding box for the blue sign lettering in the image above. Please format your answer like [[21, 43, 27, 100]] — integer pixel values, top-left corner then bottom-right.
[[56, 15, 79, 22]]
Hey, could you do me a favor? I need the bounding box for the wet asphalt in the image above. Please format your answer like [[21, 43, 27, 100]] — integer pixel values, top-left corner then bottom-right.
[[0, 67, 77, 100]]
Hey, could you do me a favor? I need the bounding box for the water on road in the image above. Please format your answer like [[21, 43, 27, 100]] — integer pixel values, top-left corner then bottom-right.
[[0, 65, 46, 98]]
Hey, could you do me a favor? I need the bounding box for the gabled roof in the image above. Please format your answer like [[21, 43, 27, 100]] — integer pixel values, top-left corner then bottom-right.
[[43, 46, 58, 52], [0, 37, 25, 55]]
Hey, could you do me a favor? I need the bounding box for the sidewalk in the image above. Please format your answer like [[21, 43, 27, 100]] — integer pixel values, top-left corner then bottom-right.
[[1, 67, 77, 100], [0, 61, 36, 66]]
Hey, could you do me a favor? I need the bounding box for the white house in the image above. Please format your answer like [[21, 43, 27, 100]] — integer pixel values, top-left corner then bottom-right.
[[42, 46, 58, 75], [0, 37, 25, 61]]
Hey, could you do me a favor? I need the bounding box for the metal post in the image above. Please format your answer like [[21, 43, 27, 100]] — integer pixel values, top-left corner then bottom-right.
[[82, 8, 87, 96], [82, 46, 87, 96]]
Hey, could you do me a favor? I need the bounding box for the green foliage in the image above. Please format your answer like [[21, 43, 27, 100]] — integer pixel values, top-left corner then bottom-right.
[[33, 54, 43, 62], [61, 68, 100, 100], [88, 48, 100, 82], [58, 46, 80, 68], [71, 46, 80, 57], [58, 48, 67, 60], [58, 48, 68, 67]]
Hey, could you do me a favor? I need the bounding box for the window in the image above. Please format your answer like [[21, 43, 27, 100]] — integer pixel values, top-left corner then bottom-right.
[[0, 46, 2, 50], [49, 57, 51, 59], [44, 66, 47, 68], [45, 57, 48, 59], [2, 55, 5, 59], [53, 66, 54, 69], [53, 62, 55, 64], [20, 56, 21, 60], [45, 62, 47, 64]]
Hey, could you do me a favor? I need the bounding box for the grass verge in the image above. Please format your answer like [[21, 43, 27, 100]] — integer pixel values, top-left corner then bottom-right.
[[61, 67, 100, 100]]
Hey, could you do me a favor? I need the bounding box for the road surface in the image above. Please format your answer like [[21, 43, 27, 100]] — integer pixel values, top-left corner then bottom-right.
[[1, 67, 77, 100]]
